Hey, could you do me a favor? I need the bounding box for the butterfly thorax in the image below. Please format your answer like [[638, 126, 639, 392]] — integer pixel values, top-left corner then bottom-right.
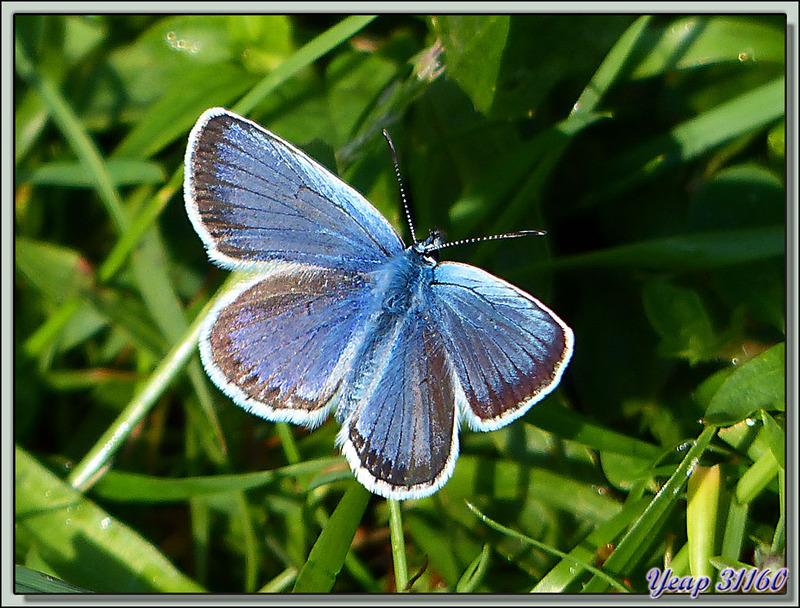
[[376, 246, 437, 317]]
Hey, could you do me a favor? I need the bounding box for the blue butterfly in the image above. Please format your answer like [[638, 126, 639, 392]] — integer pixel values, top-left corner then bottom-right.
[[184, 108, 574, 500]]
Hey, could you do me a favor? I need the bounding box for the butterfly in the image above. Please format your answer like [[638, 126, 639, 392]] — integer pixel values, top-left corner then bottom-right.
[[184, 108, 574, 500]]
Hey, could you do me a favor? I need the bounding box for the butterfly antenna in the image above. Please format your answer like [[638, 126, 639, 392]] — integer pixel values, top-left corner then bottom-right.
[[433, 229, 547, 251], [382, 129, 417, 244]]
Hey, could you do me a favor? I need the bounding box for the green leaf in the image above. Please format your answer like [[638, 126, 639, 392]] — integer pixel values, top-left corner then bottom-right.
[[15, 446, 204, 592], [642, 278, 718, 364], [688, 164, 784, 232], [15, 237, 93, 300], [435, 15, 510, 115], [527, 403, 661, 460], [704, 342, 785, 425]]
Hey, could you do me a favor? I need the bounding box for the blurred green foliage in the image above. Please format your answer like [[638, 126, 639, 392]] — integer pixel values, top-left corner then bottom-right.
[[14, 13, 786, 594]]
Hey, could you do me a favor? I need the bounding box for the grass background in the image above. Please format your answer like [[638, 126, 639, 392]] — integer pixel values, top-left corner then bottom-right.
[[13, 13, 787, 594]]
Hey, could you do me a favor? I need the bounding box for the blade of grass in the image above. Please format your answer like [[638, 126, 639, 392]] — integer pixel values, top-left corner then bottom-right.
[[311, 499, 382, 593], [466, 501, 629, 592], [582, 425, 717, 592], [719, 496, 748, 567], [292, 483, 370, 592], [14, 37, 127, 231], [475, 16, 654, 246], [235, 492, 259, 592], [687, 464, 721, 580], [14, 566, 91, 594], [16, 446, 204, 592], [527, 403, 661, 460], [735, 450, 780, 505], [455, 544, 491, 592], [91, 457, 343, 502], [533, 496, 650, 592], [582, 76, 785, 209], [259, 567, 298, 593], [571, 15, 652, 115], [66, 274, 238, 491], [20, 159, 165, 187], [234, 15, 377, 117], [97, 169, 183, 283], [538, 226, 783, 271]]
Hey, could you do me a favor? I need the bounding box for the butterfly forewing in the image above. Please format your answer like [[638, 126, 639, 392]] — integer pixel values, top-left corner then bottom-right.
[[185, 108, 404, 273]]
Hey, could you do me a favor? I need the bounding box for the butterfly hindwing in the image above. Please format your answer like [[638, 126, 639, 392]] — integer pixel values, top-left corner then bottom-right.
[[201, 268, 377, 428], [184, 107, 404, 273], [431, 262, 574, 431], [337, 307, 459, 500]]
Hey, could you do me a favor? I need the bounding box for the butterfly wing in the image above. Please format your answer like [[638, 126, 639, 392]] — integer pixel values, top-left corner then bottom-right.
[[185, 108, 406, 427], [184, 107, 404, 273], [200, 268, 378, 428], [337, 310, 459, 500], [431, 262, 574, 431]]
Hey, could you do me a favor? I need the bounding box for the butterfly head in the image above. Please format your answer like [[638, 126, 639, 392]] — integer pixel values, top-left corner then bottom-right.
[[411, 228, 445, 265]]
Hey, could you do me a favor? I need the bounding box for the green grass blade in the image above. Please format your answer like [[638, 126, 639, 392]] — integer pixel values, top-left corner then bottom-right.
[[466, 501, 629, 592], [19, 159, 165, 187], [15, 566, 91, 594], [14, 37, 127, 232], [91, 457, 343, 502], [292, 483, 371, 592], [735, 451, 781, 505], [16, 446, 204, 592], [455, 544, 491, 592], [583, 76, 785, 208], [687, 465, 721, 580], [65, 276, 235, 491], [542, 226, 783, 271], [97, 169, 183, 283], [527, 403, 661, 460], [582, 426, 717, 592], [259, 568, 298, 593], [572, 15, 652, 115], [534, 496, 651, 592], [235, 15, 377, 116]]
